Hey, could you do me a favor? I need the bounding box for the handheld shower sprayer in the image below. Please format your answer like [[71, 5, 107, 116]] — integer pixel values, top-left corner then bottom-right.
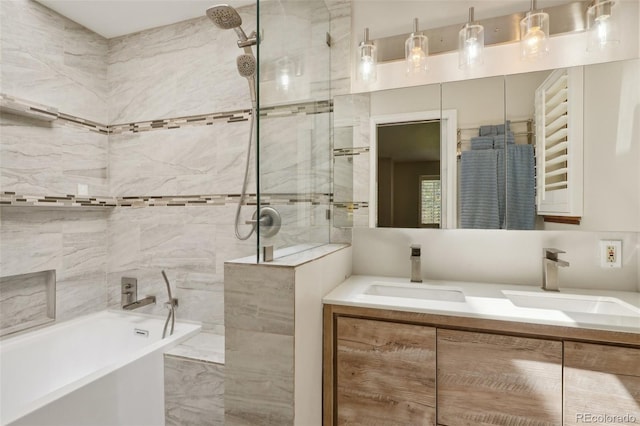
[[236, 54, 257, 107]]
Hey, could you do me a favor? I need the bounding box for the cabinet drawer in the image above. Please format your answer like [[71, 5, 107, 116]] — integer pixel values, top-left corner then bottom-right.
[[564, 341, 640, 426], [336, 317, 436, 425], [437, 329, 563, 426]]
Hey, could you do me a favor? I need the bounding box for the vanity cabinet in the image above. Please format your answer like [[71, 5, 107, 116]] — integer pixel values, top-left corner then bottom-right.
[[324, 304, 640, 426], [335, 317, 436, 425], [564, 342, 640, 426], [437, 329, 563, 426]]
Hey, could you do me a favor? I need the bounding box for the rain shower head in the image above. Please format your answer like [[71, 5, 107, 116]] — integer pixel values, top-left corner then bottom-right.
[[206, 3, 254, 46], [206, 4, 243, 30]]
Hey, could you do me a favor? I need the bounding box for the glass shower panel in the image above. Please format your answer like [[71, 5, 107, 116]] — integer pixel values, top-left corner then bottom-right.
[[256, 0, 331, 260]]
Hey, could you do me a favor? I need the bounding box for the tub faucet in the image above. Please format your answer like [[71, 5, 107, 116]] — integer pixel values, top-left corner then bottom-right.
[[121, 277, 157, 310], [122, 295, 156, 310], [542, 248, 570, 291], [410, 244, 423, 283]]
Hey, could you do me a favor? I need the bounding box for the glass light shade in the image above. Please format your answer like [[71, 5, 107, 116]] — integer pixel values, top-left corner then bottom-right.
[[358, 43, 377, 83], [458, 23, 484, 69], [405, 33, 428, 74], [520, 11, 549, 60], [276, 57, 294, 92], [587, 0, 619, 51]]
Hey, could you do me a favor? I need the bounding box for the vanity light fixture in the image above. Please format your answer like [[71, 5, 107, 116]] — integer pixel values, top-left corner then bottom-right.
[[520, 0, 550, 60], [458, 7, 484, 70], [586, 0, 619, 51], [358, 27, 377, 83], [405, 18, 428, 75]]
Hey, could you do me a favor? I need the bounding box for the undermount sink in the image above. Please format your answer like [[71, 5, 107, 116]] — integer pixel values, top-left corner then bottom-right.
[[364, 283, 466, 302], [502, 290, 640, 317]]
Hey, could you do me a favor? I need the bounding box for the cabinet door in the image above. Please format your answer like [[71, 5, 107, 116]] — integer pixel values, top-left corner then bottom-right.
[[437, 329, 562, 426], [336, 317, 436, 425], [564, 341, 640, 426]]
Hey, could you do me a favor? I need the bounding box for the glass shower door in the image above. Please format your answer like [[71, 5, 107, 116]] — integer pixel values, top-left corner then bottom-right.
[[256, 0, 332, 261]]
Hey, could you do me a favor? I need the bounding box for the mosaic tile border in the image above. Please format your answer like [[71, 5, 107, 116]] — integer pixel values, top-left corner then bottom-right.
[[0, 193, 117, 208], [333, 147, 370, 157], [1, 94, 333, 136], [332, 201, 369, 210], [108, 110, 252, 134], [1, 192, 332, 209]]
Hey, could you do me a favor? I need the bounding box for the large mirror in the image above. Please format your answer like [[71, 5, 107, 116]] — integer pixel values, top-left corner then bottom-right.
[[333, 58, 639, 232]]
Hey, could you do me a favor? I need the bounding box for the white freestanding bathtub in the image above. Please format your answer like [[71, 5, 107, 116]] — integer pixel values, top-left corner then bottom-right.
[[0, 310, 201, 426]]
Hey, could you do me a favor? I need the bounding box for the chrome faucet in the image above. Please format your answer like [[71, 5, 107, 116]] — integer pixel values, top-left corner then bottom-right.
[[410, 244, 422, 283], [121, 277, 157, 310], [542, 248, 570, 291], [122, 295, 156, 310]]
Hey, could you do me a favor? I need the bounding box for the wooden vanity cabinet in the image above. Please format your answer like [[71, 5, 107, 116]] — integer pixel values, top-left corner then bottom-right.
[[335, 317, 437, 425], [437, 329, 563, 426], [564, 341, 640, 426], [324, 305, 639, 426]]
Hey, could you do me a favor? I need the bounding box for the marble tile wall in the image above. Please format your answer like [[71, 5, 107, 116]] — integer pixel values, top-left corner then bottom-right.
[[224, 263, 295, 425], [0, 0, 108, 123], [0, 112, 109, 197], [164, 355, 224, 426], [107, 6, 256, 124], [0, 208, 109, 322], [325, 0, 352, 97], [107, 206, 236, 333], [109, 120, 248, 197], [0, 270, 55, 335]]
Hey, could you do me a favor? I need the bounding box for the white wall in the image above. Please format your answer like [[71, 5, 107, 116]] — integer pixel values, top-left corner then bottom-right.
[[353, 227, 639, 292]]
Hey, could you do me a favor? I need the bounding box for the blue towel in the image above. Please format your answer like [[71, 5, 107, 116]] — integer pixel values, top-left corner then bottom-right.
[[506, 144, 536, 230], [493, 131, 516, 149], [479, 125, 496, 136], [497, 149, 506, 228], [460, 150, 501, 229], [470, 136, 494, 150], [495, 120, 511, 135]]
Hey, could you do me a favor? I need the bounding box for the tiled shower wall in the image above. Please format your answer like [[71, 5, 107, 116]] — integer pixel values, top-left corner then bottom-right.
[[1, 0, 343, 332], [0, 0, 110, 324]]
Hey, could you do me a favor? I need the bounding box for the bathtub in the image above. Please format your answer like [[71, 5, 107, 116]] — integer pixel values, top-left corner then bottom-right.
[[0, 310, 201, 426]]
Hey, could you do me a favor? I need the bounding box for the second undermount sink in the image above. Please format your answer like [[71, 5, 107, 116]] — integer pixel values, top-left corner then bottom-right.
[[364, 283, 466, 302], [502, 290, 640, 317]]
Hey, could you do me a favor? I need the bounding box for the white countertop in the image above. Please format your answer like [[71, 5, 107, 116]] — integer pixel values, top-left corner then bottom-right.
[[323, 275, 640, 335]]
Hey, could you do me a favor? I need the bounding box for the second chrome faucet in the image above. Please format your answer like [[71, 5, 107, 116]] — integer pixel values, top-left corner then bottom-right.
[[542, 248, 570, 291]]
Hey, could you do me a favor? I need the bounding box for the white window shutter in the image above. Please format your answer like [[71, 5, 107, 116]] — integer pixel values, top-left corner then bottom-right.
[[535, 67, 584, 217]]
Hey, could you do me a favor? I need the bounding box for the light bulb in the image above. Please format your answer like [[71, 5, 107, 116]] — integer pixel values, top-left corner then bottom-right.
[[587, 0, 619, 51], [278, 71, 290, 91], [520, 11, 549, 60], [405, 18, 428, 75], [458, 15, 484, 70], [360, 55, 374, 80], [358, 28, 377, 83]]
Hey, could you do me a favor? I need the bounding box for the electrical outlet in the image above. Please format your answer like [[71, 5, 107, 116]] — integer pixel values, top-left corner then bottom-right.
[[600, 240, 622, 268]]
